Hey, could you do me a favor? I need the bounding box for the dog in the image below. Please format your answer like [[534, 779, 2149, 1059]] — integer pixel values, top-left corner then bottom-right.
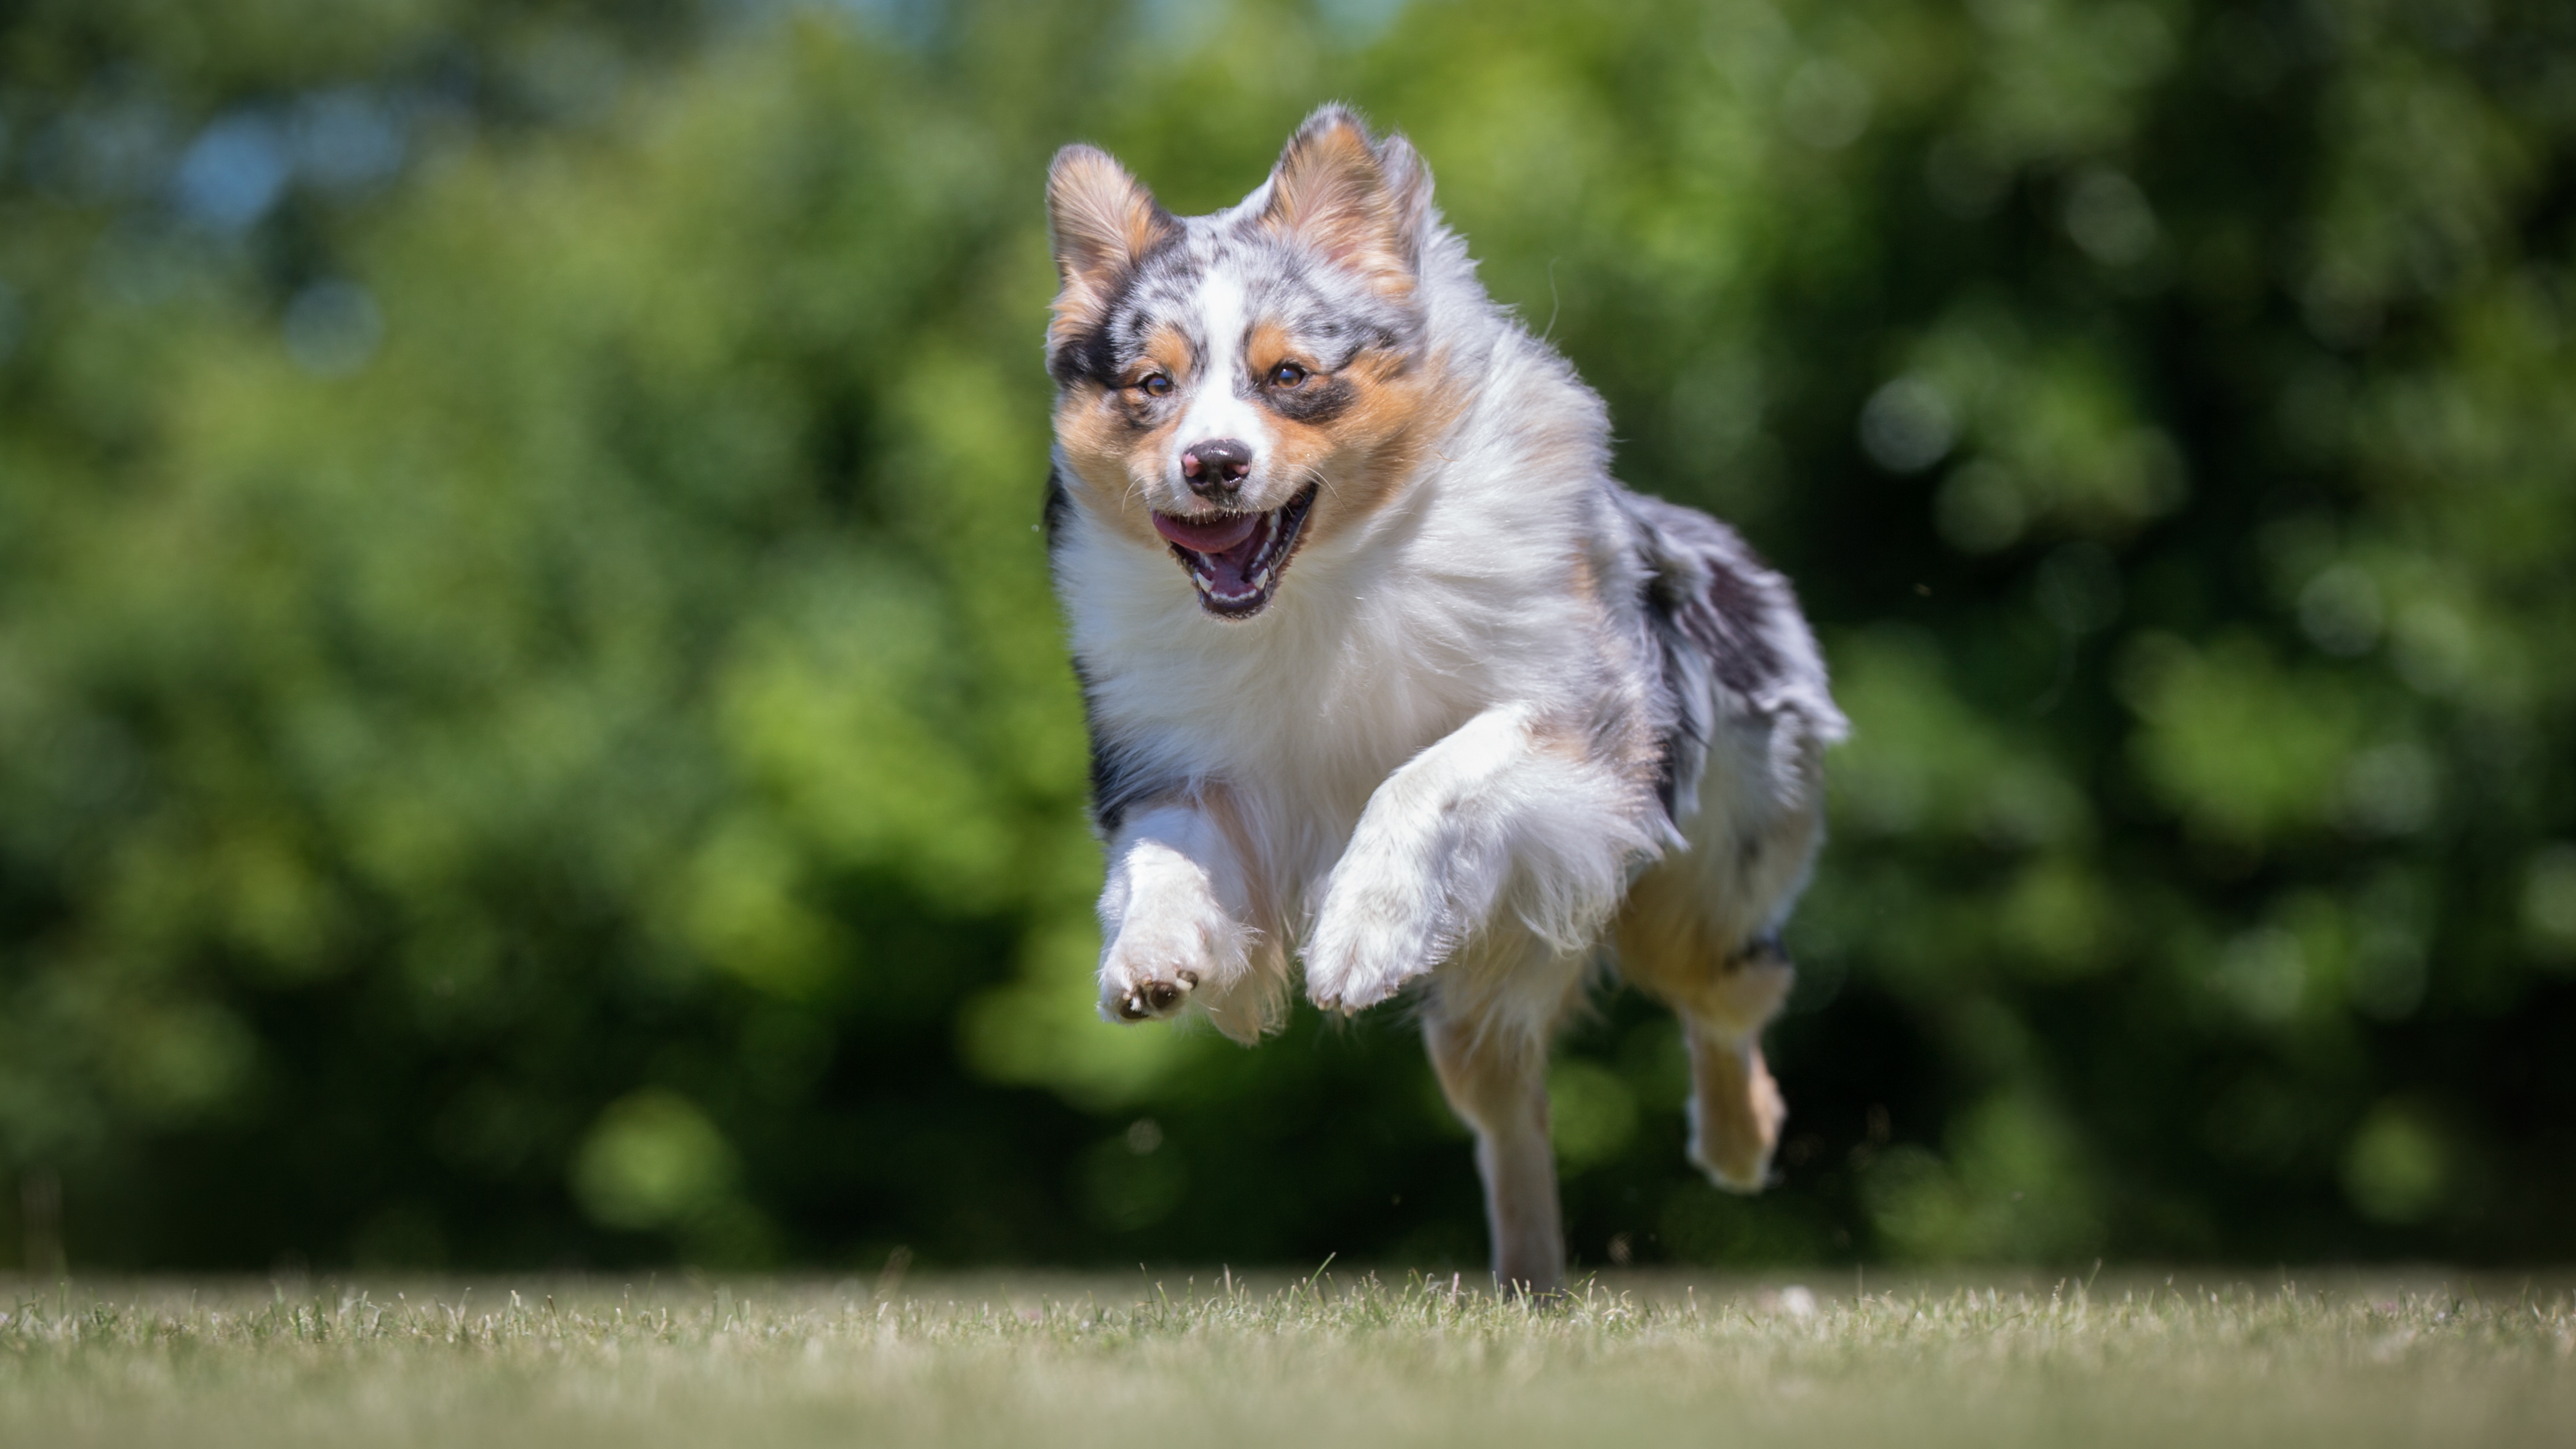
[[1040, 104, 1846, 1291]]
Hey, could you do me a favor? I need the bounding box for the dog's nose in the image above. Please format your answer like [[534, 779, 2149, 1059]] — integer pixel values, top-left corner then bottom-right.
[[1181, 438, 1252, 497]]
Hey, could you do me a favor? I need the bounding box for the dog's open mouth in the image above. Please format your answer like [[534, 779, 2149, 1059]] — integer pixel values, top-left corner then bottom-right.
[[1151, 484, 1319, 619]]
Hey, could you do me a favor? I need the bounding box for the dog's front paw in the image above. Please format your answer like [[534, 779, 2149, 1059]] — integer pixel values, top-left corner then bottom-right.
[[1099, 888, 1246, 1027], [1303, 869, 1447, 1015]]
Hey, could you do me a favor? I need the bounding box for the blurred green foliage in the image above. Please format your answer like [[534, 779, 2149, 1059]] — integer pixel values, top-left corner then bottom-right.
[[0, 0, 2569, 1273]]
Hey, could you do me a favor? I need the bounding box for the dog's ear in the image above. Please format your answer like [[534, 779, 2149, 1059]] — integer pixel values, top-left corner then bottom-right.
[[1047, 144, 1174, 352], [1261, 104, 1431, 297]]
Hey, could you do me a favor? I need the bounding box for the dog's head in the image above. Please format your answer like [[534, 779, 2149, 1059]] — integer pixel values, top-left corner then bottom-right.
[[1045, 105, 1444, 620]]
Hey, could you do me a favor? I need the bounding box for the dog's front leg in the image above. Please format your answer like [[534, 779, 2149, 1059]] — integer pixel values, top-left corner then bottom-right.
[[1097, 801, 1267, 1043], [1306, 704, 1652, 1013]]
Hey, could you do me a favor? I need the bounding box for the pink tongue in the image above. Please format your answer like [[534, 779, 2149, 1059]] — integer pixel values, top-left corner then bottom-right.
[[1153, 511, 1260, 554]]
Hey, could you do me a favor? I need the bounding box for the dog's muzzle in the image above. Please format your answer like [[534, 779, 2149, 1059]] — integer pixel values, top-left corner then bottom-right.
[[1151, 483, 1320, 619]]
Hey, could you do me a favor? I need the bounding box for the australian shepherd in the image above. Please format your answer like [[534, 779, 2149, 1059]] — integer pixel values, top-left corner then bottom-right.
[[1041, 105, 1847, 1291]]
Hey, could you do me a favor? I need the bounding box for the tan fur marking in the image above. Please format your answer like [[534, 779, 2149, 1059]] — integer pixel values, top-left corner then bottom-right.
[[1051, 326, 1196, 554], [1565, 551, 1599, 606], [1288, 349, 1469, 550], [1133, 323, 1193, 392], [1525, 718, 1592, 766], [1246, 320, 1298, 378], [1054, 386, 1157, 498]]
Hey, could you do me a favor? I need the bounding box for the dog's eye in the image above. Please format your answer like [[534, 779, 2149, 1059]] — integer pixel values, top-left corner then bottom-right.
[[1136, 373, 1173, 398], [1267, 362, 1308, 389]]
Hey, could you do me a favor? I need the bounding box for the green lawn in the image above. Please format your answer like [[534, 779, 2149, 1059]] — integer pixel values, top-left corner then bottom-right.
[[3, 1271, 2569, 1447]]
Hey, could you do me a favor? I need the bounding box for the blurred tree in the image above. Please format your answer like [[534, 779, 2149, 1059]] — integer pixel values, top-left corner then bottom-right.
[[0, 0, 2568, 1272]]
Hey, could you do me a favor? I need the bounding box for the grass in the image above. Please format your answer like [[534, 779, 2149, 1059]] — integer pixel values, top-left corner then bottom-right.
[[2, 1269, 2570, 1447]]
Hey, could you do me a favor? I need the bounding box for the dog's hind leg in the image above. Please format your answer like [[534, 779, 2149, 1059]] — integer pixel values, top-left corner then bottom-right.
[[1680, 943, 1796, 1191], [1615, 778, 1817, 1192], [1619, 874, 1797, 1191], [1423, 993, 1565, 1294]]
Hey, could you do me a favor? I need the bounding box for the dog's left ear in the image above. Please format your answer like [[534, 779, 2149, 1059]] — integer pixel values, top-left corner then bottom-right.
[[1048, 144, 1175, 354], [1262, 104, 1432, 298]]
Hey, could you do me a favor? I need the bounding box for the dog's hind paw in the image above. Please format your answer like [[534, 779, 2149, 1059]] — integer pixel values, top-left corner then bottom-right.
[[1683, 1028, 1788, 1194]]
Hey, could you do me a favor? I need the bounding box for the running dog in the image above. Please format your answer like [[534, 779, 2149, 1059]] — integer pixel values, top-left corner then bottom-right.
[[1041, 105, 1846, 1291]]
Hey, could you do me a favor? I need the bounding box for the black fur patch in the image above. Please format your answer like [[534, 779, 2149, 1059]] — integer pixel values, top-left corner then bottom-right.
[[1728, 930, 1787, 972], [1647, 544, 1781, 698], [1089, 732, 1161, 838], [1044, 470, 1168, 834], [1640, 590, 1703, 823], [1050, 306, 1124, 389], [1041, 466, 1074, 556], [1626, 490, 1799, 824], [1685, 551, 1784, 694], [1262, 375, 1356, 425], [1065, 653, 1166, 838]]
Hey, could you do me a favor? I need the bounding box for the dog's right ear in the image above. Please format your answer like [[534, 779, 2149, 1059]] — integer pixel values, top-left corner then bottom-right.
[[1047, 145, 1173, 355]]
